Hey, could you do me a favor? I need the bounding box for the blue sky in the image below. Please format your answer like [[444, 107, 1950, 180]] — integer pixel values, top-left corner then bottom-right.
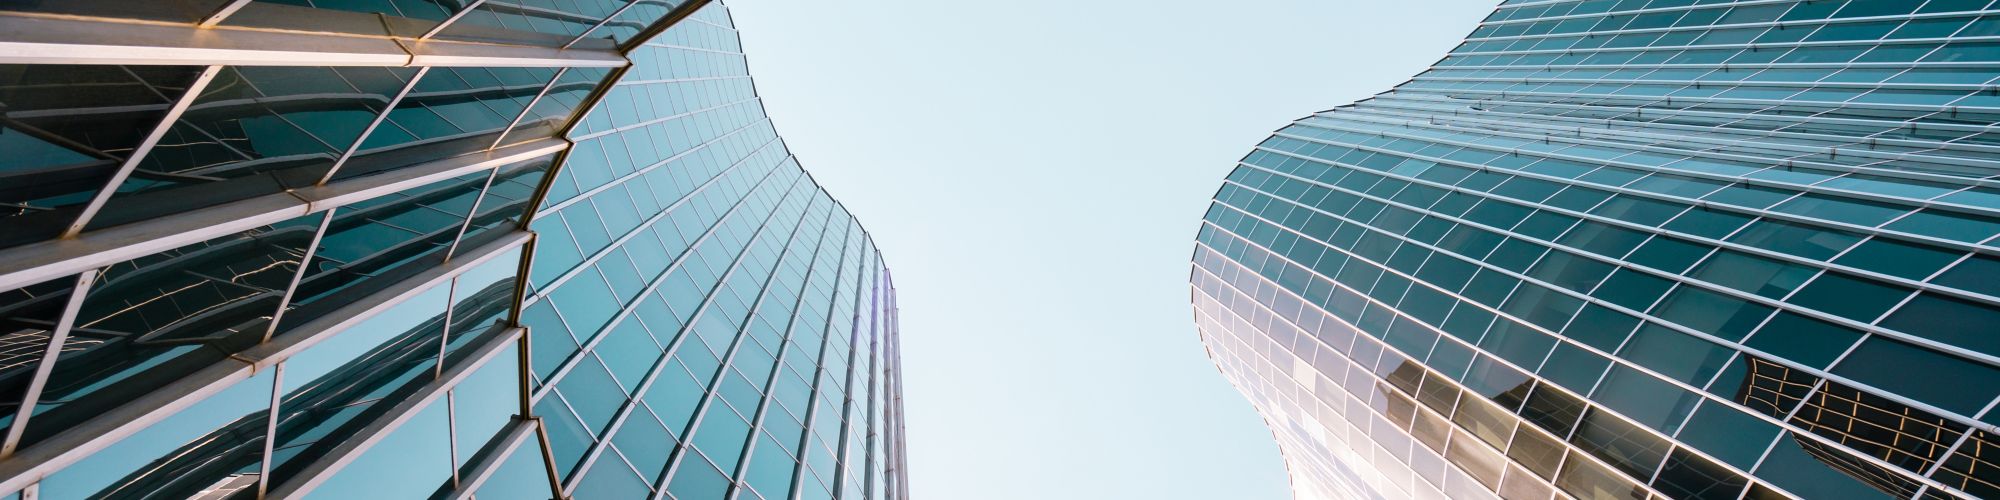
[[727, 0, 1493, 497]]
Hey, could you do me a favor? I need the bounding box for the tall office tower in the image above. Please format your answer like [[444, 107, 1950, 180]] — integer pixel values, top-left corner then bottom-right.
[[0, 1, 908, 499], [1191, 1, 2000, 499]]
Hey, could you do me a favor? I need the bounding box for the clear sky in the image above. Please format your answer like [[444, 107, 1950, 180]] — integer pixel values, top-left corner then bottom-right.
[[727, 1, 1494, 497]]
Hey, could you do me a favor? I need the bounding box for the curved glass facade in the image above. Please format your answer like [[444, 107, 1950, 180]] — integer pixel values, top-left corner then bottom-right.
[[1192, 1, 2000, 499], [0, 1, 906, 499]]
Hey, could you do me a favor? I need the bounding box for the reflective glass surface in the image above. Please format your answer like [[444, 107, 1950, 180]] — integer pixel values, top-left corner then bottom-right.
[[1195, 1, 2000, 499], [0, 2, 906, 499]]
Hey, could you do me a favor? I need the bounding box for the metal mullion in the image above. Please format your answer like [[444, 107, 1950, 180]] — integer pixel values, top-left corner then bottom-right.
[[0, 271, 100, 457], [254, 364, 285, 499], [489, 68, 569, 151], [443, 165, 507, 263], [561, 171, 812, 495], [1217, 172, 2000, 434], [529, 160, 795, 401], [320, 66, 432, 186], [153, 68, 278, 162], [437, 272, 464, 383], [197, 0, 257, 27], [1196, 208, 1972, 496], [440, 392, 460, 490], [530, 135, 784, 302], [882, 271, 907, 500], [62, 65, 223, 238], [783, 233, 864, 499], [420, 0, 495, 40], [723, 202, 848, 500], [822, 241, 871, 497], [260, 210, 337, 343], [857, 255, 881, 500]]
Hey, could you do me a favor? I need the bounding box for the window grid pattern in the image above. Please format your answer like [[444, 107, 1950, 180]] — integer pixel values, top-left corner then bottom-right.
[[517, 4, 903, 500], [0, 1, 908, 499], [1195, 1, 2000, 499]]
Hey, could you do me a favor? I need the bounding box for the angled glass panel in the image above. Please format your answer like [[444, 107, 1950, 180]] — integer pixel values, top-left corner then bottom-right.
[[88, 67, 418, 233], [0, 65, 205, 248]]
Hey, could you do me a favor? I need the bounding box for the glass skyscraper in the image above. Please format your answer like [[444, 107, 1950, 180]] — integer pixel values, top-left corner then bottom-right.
[[0, 1, 906, 499], [1191, 1, 2000, 499]]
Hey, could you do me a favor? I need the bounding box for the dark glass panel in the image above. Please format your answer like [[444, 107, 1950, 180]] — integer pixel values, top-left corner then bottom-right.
[[255, 0, 457, 22], [1832, 237, 1960, 282], [1685, 249, 1814, 299], [0, 276, 79, 434], [1742, 312, 1863, 369], [1930, 431, 1999, 499], [1592, 364, 1703, 433], [0, 65, 205, 248], [1507, 423, 1567, 480], [88, 67, 418, 233], [435, 0, 637, 48], [1783, 272, 1913, 323], [1726, 218, 1863, 260], [1674, 400, 1781, 470], [1877, 292, 2000, 359], [1930, 253, 2000, 297], [1648, 285, 1772, 342], [276, 169, 491, 334], [1569, 408, 1671, 480], [1714, 360, 1793, 424], [1832, 337, 1999, 417], [1754, 432, 1915, 500], [1790, 382, 1965, 479], [1519, 382, 1588, 437], [20, 213, 322, 448], [457, 155, 555, 252], [1539, 342, 1612, 393], [338, 67, 559, 183], [1554, 450, 1649, 500], [1652, 447, 1748, 500], [497, 67, 613, 147]]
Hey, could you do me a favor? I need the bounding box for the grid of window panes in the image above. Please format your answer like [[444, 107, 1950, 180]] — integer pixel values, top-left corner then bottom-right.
[[517, 5, 906, 500], [1195, 1, 2000, 499], [0, 1, 910, 499]]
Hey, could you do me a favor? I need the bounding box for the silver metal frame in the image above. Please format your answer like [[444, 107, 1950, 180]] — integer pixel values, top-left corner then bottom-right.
[[0, 13, 626, 68], [0, 138, 566, 293], [267, 326, 526, 498], [61, 65, 222, 238], [0, 233, 529, 494]]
